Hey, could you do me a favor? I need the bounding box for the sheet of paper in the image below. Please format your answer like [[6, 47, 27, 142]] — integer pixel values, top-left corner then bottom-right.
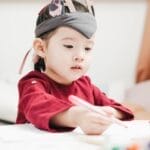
[[103, 120, 150, 138], [73, 120, 150, 147]]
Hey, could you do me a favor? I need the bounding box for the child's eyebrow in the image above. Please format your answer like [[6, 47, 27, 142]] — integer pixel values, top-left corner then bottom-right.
[[86, 40, 94, 45], [61, 37, 76, 42]]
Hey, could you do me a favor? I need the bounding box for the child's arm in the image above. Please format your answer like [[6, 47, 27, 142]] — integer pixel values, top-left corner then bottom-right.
[[92, 84, 134, 120]]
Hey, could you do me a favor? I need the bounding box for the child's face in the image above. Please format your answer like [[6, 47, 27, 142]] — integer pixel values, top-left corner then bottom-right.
[[44, 26, 95, 85]]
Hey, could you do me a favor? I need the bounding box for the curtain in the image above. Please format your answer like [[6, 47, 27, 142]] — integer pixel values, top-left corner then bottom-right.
[[135, 0, 150, 83]]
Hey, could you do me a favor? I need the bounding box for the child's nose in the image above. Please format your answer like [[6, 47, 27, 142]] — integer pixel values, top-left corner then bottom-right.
[[72, 53, 84, 62], [73, 56, 84, 62]]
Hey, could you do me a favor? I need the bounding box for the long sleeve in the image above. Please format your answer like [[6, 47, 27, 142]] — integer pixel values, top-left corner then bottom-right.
[[92, 85, 134, 120]]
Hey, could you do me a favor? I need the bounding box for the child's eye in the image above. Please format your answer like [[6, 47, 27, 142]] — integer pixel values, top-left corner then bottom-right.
[[85, 47, 92, 51], [63, 45, 74, 49]]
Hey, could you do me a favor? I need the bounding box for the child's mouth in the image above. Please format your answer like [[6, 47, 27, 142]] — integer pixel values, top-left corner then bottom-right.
[[71, 66, 82, 70]]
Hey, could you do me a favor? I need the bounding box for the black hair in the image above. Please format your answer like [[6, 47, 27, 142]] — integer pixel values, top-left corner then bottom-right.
[[34, 0, 94, 72]]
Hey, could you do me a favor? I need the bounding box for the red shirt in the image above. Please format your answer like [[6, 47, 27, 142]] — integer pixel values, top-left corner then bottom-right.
[[16, 71, 134, 132]]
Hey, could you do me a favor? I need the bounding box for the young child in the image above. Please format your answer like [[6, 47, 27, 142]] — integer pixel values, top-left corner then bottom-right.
[[16, 0, 134, 135]]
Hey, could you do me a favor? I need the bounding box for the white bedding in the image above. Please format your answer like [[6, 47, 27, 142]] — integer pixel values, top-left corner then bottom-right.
[[0, 120, 149, 150], [0, 78, 18, 123]]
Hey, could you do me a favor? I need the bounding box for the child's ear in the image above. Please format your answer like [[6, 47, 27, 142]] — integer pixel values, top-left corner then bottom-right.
[[33, 38, 46, 58]]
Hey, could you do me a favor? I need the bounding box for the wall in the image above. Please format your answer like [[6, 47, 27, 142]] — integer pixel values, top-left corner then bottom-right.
[[0, 0, 147, 92], [91, 0, 147, 87]]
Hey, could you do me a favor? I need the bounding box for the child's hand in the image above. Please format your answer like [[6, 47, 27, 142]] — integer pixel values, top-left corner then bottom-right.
[[96, 106, 124, 120], [73, 106, 112, 135], [50, 106, 123, 135]]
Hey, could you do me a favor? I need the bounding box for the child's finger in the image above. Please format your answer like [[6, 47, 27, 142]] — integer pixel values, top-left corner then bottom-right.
[[100, 106, 115, 116]]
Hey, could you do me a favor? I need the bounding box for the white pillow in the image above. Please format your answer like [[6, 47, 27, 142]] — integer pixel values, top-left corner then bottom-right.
[[125, 80, 150, 112], [0, 79, 18, 123], [107, 81, 127, 103]]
